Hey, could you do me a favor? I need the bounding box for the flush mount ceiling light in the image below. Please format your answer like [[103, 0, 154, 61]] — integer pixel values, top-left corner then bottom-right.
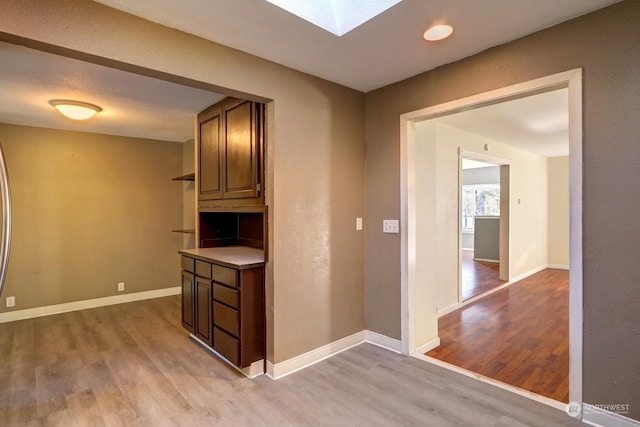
[[264, 0, 403, 36], [423, 24, 454, 41], [49, 99, 102, 120]]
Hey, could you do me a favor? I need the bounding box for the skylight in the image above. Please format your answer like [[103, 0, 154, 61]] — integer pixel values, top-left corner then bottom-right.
[[264, 0, 403, 36]]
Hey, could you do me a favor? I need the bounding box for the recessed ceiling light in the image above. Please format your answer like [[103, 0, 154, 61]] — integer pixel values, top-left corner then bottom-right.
[[49, 99, 102, 120], [423, 24, 453, 41]]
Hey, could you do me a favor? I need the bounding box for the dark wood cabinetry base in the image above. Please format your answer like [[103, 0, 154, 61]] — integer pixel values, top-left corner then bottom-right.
[[180, 250, 265, 377]]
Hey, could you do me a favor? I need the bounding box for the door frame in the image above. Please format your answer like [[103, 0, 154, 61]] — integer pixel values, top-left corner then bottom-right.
[[459, 150, 511, 304], [399, 69, 583, 404]]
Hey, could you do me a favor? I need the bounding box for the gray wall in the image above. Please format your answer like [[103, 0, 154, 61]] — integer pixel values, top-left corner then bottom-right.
[[365, 1, 639, 419]]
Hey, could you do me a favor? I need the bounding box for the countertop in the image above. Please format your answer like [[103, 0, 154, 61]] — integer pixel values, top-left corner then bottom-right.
[[179, 246, 265, 269]]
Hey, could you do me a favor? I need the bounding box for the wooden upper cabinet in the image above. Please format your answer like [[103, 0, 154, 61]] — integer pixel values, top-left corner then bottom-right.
[[224, 100, 259, 199], [197, 97, 264, 206], [198, 107, 222, 201]]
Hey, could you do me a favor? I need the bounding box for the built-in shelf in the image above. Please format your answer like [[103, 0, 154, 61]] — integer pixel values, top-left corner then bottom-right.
[[171, 229, 196, 234], [171, 173, 195, 181], [173, 174, 195, 235]]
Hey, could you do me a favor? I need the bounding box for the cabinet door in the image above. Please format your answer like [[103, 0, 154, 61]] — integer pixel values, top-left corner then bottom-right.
[[223, 100, 260, 200], [198, 106, 222, 201], [195, 277, 213, 346], [181, 271, 195, 333]]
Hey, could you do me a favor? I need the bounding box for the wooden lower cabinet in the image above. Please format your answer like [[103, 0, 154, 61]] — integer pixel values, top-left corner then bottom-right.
[[195, 277, 213, 345], [181, 271, 195, 333], [180, 255, 264, 369], [213, 327, 240, 365]]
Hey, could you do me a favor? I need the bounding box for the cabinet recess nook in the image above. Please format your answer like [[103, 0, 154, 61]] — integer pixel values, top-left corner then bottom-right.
[[180, 96, 267, 378]]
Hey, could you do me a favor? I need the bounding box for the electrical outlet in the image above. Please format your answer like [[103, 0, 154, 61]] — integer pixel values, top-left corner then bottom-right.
[[6, 296, 15, 307], [383, 219, 400, 234], [117, 282, 125, 292]]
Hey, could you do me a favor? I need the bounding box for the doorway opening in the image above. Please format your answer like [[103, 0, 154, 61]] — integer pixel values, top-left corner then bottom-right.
[[400, 69, 583, 407], [459, 153, 509, 303]]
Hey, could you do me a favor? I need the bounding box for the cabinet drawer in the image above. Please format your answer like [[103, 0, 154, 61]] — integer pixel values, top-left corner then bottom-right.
[[213, 265, 237, 287], [213, 301, 239, 336], [213, 284, 239, 309], [195, 260, 212, 278], [213, 327, 239, 366], [181, 256, 195, 273]]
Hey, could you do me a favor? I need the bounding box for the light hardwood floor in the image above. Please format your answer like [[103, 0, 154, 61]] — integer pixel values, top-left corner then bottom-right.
[[0, 295, 584, 426]]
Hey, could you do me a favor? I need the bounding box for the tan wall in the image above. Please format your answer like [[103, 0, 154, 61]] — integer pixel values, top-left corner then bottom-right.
[[0, 0, 366, 364], [415, 122, 548, 313], [182, 139, 195, 250], [0, 124, 183, 311], [547, 156, 570, 267], [365, 1, 640, 418]]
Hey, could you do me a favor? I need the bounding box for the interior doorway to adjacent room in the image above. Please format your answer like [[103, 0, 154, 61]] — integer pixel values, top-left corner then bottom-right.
[[400, 69, 582, 407], [459, 155, 509, 302]]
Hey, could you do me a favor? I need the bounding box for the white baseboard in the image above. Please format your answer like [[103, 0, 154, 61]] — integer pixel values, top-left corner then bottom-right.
[[508, 264, 548, 283], [438, 302, 461, 317], [365, 330, 402, 353], [266, 330, 403, 380], [473, 257, 499, 263], [266, 361, 276, 378], [548, 264, 570, 270], [267, 331, 366, 379], [414, 337, 441, 354], [461, 281, 515, 307], [0, 286, 181, 323], [582, 404, 640, 427]]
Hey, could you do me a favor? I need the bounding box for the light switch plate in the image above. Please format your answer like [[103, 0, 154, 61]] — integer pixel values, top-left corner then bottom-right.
[[356, 217, 363, 231], [383, 219, 399, 233]]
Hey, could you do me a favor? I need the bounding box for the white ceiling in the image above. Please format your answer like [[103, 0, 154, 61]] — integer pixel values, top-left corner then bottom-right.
[[94, 0, 619, 92], [437, 88, 569, 158], [0, 1, 613, 146], [0, 41, 224, 142]]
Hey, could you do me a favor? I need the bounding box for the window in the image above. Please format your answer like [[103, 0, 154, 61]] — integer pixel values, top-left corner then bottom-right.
[[461, 184, 500, 231]]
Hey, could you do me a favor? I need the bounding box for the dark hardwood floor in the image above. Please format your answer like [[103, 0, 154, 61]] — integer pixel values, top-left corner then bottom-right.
[[427, 268, 570, 403], [462, 250, 506, 301], [0, 295, 585, 426]]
